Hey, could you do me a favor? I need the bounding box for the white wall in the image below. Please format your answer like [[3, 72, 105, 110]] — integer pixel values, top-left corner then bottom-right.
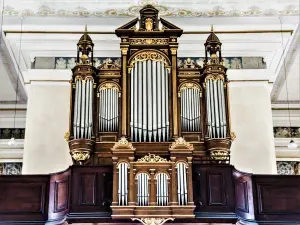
[[22, 82, 73, 174], [229, 82, 277, 174]]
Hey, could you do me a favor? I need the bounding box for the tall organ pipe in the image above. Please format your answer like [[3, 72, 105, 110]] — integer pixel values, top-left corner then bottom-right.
[[130, 60, 169, 142], [72, 78, 94, 139], [206, 79, 227, 139], [177, 162, 188, 205]]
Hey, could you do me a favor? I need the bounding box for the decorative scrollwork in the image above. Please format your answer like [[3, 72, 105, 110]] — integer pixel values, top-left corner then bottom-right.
[[209, 150, 230, 161], [129, 51, 169, 67], [112, 137, 134, 150], [71, 151, 90, 163], [99, 82, 120, 92], [132, 218, 174, 225], [178, 57, 201, 69], [137, 153, 169, 163], [204, 74, 225, 85], [178, 82, 201, 97], [130, 38, 168, 45], [98, 58, 121, 70], [169, 137, 194, 150]]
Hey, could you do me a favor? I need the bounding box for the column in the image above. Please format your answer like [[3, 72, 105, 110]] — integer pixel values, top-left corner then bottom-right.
[[170, 48, 179, 139], [150, 169, 156, 206], [187, 157, 194, 204], [121, 46, 128, 137], [170, 157, 178, 205], [112, 157, 118, 206], [128, 157, 135, 206], [22, 77, 73, 174], [229, 81, 277, 174]]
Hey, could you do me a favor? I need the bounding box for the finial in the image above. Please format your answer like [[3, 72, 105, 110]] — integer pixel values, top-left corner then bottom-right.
[[211, 24, 214, 32], [85, 24, 88, 32]]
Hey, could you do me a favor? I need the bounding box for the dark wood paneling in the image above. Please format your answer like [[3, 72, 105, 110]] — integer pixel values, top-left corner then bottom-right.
[[253, 175, 300, 222], [233, 169, 254, 221], [48, 168, 71, 223], [70, 166, 113, 214], [0, 175, 49, 222], [193, 164, 236, 222], [208, 173, 226, 206]]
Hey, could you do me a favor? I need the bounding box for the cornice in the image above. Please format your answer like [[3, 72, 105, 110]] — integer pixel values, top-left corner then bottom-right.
[[2, 2, 299, 18]]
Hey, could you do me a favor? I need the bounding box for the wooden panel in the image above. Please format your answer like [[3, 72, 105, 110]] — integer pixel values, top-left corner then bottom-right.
[[235, 179, 248, 213], [193, 164, 235, 221], [253, 175, 300, 221], [70, 166, 113, 214], [207, 173, 226, 206], [0, 183, 46, 213], [48, 168, 71, 222], [79, 173, 96, 205], [257, 184, 300, 214], [232, 169, 254, 221], [0, 175, 49, 222]]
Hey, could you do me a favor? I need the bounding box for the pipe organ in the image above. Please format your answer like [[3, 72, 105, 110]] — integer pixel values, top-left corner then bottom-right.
[[67, 4, 233, 225], [130, 55, 170, 142]]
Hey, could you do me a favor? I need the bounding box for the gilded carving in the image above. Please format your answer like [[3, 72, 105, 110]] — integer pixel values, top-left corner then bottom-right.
[[230, 132, 236, 140], [71, 151, 90, 163], [178, 57, 201, 69], [178, 82, 201, 97], [99, 82, 120, 92], [98, 58, 121, 70], [132, 218, 174, 225], [209, 150, 230, 161], [170, 137, 194, 150], [112, 137, 134, 150], [137, 153, 169, 163], [129, 51, 169, 67], [64, 131, 70, 141], [145, 18, 153, 31], [129, 38, 168, 45]]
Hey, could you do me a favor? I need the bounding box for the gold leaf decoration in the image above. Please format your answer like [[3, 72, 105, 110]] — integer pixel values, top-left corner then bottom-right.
[[137, 153, 169, 163]]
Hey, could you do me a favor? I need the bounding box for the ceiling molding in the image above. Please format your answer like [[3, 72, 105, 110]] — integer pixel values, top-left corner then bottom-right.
[[2, 1, 299, 18], [270, 25, 300, 101]]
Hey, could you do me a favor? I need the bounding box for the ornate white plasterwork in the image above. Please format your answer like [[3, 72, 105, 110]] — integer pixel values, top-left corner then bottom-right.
[[2, 0, 299, 18]]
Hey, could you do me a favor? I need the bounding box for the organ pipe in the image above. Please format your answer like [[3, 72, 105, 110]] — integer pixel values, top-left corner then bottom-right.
[[176, 162, 188, 205], [180, 84, 201, 132], [130, 60, 169, 142], [205, 79, 227, 139], [98, 83, 120, 132], [118, 162, 128, 206], [156, 173, 168, 206], [137, 173, 149, 206], [72, 77, 94, 139]]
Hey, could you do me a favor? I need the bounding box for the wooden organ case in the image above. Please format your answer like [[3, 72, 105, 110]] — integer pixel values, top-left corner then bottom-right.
[[67, 4, 233, 225]]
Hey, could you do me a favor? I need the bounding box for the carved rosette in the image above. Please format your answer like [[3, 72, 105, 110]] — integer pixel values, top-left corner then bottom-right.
[[132, 218, 174, 225]]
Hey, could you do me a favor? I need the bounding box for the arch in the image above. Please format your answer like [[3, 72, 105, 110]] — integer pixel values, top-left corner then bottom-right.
[[116, 160, 130, 169], [155, 171, 170, 180], [128, 49, 171, 67], [178, 81, 202, 96], [97, 81, 121, 93], [135, 171, 151, 180]]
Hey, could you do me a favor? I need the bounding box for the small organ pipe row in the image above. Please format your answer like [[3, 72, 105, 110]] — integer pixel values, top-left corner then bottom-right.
[[137, 173, 149, 206], [73, 78, 93, 139], [130, 60, 169, 142], [206, 79, 227, 139], [118, 162, 128, 206], [99, 85, 119, 132], [180, 87, 201, 132], [156, 173, 168, 206], [176, 162, 188, 205]]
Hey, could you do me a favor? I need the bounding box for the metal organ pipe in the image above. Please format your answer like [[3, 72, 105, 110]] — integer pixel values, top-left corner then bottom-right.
[[72, 78, 94, 139], [137, 173, 149, 206], [176, 162, 188, 205], [180, 85, 201, 132], [118, 162, 128, 206], [206, 79, 227, 139], [98, 84, 119, 132], [156, 173, 168, 206], [130, 59, 169, 142]]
